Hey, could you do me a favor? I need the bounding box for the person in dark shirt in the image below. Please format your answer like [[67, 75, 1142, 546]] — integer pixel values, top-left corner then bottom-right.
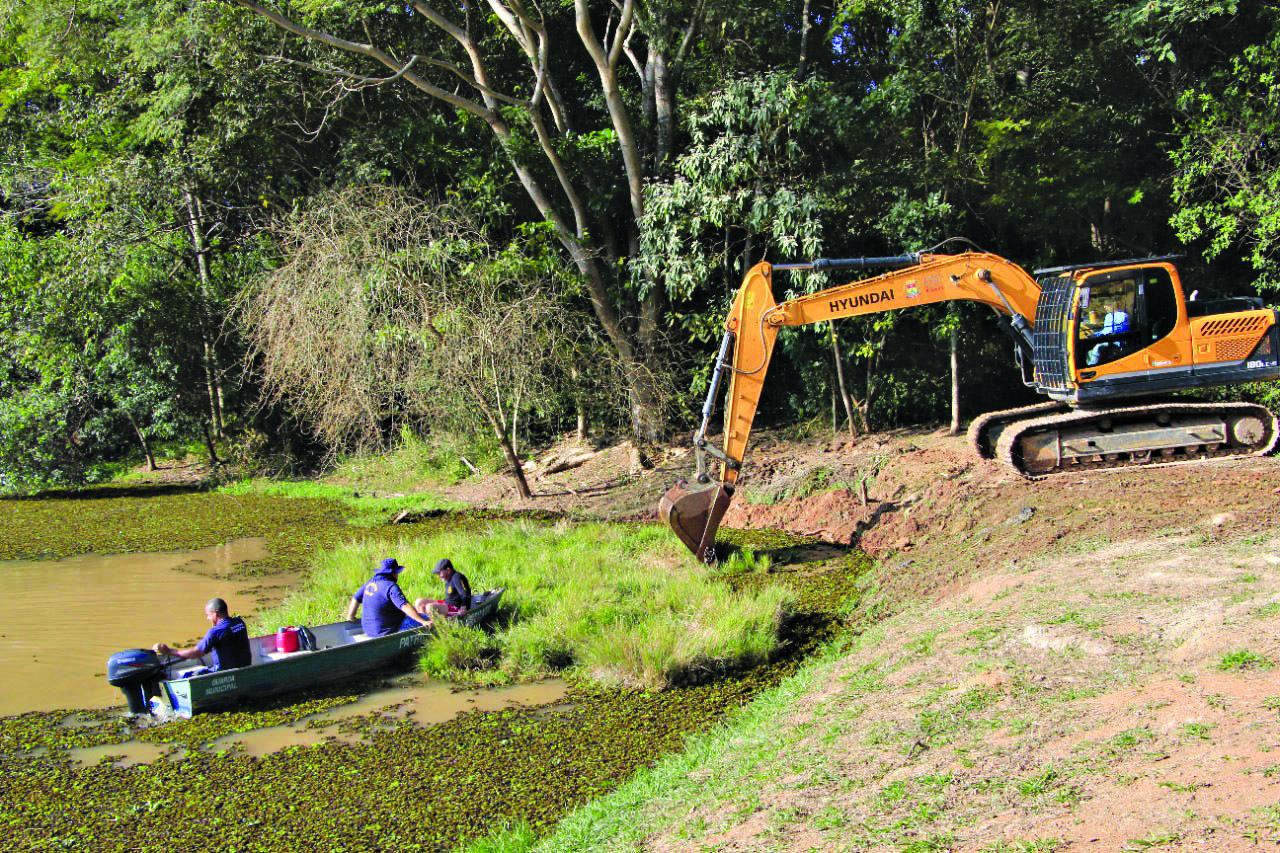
[[153, 597, 252, 673], [345, 557, 431, 637], [415, 558, 471, 624]]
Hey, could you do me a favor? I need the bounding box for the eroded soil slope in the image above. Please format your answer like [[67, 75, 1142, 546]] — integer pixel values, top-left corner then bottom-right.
[[565, 529, 1280, 851]]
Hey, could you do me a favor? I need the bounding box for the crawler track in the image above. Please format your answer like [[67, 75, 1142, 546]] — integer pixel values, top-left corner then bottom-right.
[[967, 400, 1072, 459], [992, 401, 1279, 479]]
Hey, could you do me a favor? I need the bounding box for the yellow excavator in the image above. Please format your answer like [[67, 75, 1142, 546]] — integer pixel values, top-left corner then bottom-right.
[[660, 249, 1280, 562]]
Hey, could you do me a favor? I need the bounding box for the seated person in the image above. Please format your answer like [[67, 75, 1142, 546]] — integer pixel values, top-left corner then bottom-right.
[[414, 558, 471, 623], [345, 557, 431, 637], [153, 597, 252, 676], [1086, 306, 1131, 366]]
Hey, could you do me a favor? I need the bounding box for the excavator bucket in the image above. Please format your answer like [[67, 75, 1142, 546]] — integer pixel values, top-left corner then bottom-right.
[[659, 480, 735, 564]]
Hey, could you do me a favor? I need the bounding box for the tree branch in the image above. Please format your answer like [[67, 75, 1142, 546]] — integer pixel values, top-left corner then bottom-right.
[[575, 0, 645, 221], [232, 0, 497, 122]]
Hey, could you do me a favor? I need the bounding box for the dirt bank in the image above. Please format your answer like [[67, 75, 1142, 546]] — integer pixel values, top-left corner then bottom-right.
[[443, 427, 1280, 599]]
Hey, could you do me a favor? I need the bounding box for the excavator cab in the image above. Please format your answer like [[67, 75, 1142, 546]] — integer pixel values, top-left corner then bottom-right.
[[1032, 258, 1280, 404]]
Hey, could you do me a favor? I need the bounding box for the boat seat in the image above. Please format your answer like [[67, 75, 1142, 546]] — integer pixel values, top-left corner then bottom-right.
[[350, 632, 372, 642]]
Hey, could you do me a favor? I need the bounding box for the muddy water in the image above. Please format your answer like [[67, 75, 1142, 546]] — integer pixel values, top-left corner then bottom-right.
[[52, 678, 569, 767], [66, 740, 183, 768], [209, 677, 569, 756], [0, 538, 275, 715]]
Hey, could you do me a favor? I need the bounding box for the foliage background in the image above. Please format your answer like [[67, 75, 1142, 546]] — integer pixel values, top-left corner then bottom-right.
[[2, 0, 1279, 489]]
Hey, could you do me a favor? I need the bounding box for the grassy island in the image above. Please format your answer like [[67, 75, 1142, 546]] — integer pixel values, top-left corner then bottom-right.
[[260, 521, 795, 690]]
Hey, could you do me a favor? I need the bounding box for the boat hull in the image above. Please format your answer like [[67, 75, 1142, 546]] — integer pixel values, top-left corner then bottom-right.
[[160, 588, 503, 717]]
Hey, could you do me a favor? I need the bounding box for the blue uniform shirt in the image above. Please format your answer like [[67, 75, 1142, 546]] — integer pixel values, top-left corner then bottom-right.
[[195, 616, 251, 671], [353, 576, 412, 637], [1102, 309, 1130, 335], [443, 572, 472, 609]]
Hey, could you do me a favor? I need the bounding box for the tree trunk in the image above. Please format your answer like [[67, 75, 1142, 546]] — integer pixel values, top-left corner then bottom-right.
[[830, 323, 857, 438], [949, 320, 961, 435], [651, 48, 674, 172], [796, 0, 813, 80], [510, 384, 521, 458], [202, 421, 220, 469], [831, 373, 837, 436], [864, 349, 876, 434], [125, 412, 157, 471], [474, 387, 532, 499], [570, 365, 587, 440], [183, 189, 225, 441], [496, 427, 531, 499]]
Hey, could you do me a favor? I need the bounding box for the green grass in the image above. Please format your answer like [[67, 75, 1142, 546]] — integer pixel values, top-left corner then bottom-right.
[[1124, 832, 1182, 850], [1217, 649, 1275, 672], [219, 478, 462, 527], [982, 840, 1062, 853], [327, 429, 504, 491], [459, 821, 538, 853], [716, 546, 772, 576], [1178, 722, 1214, 741], [258, 520, 794, 690], [1017, 765, 1062, 798]]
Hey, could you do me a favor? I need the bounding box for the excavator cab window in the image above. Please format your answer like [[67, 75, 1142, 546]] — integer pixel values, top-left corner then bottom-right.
[[1074, 267, 1176, 369]]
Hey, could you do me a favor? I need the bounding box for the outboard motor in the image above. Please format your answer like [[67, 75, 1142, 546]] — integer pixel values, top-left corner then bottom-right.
[[106, 649, 167, 715]]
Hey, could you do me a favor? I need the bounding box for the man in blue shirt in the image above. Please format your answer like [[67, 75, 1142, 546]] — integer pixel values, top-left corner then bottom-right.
[[345, 558, 431, 636], [153, 597, 252, 672], [1086, 305, 1132, 366]]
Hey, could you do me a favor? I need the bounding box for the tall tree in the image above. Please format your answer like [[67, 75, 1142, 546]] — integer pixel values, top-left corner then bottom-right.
[[1158, 6, 1280, 290], [228, 0, 797, 439], [0, 0, 338, 480]]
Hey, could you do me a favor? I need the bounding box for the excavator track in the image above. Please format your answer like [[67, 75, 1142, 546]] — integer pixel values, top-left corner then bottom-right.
[[967, 400, 1072, 459], [993, 401, 1279, 479]]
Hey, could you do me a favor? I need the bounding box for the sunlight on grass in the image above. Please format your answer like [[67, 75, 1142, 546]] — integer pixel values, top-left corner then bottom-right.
[[219, 478, 461, 526], [327, 429, 504, 491], [258, 520, 794, 690]]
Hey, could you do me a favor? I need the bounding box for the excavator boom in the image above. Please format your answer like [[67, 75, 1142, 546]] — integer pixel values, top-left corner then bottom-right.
[[663, 252, 1044, 562]]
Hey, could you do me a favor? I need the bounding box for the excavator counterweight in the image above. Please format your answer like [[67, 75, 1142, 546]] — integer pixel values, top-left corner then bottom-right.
[[663, 250, 1280, 562]]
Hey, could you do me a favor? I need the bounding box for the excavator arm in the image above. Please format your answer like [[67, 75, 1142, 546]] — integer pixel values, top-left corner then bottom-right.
[[661, 251, 1043, 562]]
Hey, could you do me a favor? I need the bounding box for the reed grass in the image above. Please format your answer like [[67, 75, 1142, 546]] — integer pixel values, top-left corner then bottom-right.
[[257, 520, 793, 690]]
